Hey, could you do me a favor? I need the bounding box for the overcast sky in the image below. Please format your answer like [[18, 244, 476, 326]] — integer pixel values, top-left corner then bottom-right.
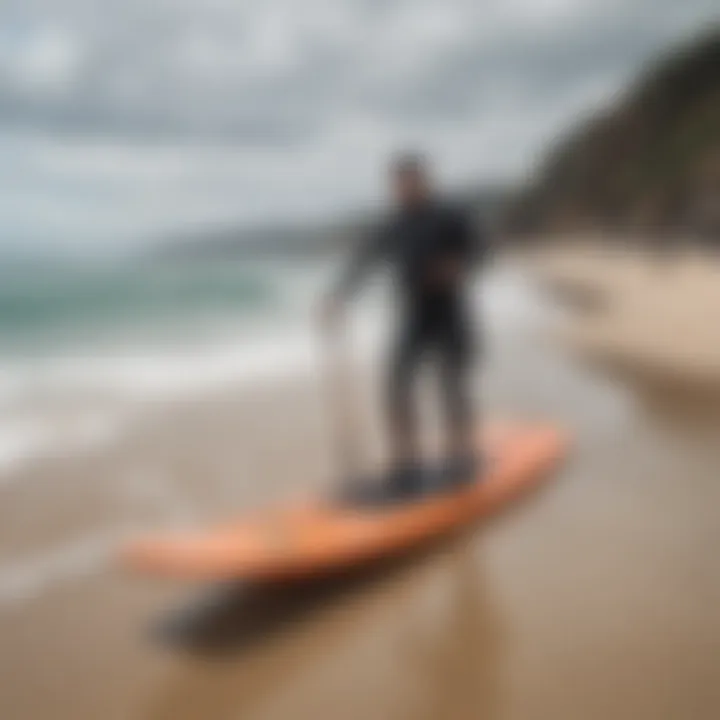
[[0, 0, 717, 252]]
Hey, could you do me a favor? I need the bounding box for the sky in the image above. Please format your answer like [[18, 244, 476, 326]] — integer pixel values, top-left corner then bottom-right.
[[0, 0, 717, 253]]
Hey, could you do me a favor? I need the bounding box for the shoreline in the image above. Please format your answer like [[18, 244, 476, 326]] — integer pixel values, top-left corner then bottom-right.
[[524, 242, 720, 396]]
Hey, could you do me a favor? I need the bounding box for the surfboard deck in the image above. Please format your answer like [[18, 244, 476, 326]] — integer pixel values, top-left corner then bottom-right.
[[121, 423, 568, 582]]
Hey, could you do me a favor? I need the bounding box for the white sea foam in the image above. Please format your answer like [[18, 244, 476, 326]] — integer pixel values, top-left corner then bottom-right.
[[0, 323, 327, 479], [0, 412, 121, 482]]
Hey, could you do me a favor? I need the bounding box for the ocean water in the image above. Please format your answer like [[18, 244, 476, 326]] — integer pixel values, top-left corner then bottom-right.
[[0, 254, 541, 479], [0, 256, 343, 476], [0, 257, 304, 354]]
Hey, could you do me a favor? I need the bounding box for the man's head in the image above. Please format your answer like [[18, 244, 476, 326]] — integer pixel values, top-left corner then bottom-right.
[[391, 152, 432, 208]]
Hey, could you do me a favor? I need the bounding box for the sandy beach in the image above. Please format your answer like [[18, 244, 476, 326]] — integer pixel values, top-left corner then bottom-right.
[[528, 242, 720, 393], [1, 261, 720, 720]]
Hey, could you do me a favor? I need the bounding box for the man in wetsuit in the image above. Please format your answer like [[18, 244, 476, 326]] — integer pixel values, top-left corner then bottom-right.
[[323, 153, 486, 498]]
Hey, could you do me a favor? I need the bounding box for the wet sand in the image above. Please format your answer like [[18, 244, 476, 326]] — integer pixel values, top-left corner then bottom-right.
[[2, 264, 720, 720]]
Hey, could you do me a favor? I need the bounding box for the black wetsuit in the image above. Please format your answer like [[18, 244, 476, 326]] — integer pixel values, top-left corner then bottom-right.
[[336, 200, 486, 451]]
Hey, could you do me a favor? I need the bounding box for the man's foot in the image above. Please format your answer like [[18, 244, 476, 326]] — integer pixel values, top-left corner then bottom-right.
[[439, 452, 480, 490], [337, 463, 426, 507], [386, 462, 426, 501]]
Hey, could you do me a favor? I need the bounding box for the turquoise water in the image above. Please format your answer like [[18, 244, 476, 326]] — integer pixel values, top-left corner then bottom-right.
[[0, 254, 334, 474], [0, 253, 345, 477], [0, 257, 289, 356]]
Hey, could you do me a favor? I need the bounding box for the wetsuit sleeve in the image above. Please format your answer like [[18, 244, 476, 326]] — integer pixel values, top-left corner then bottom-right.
[[332, 225, 388, 301]]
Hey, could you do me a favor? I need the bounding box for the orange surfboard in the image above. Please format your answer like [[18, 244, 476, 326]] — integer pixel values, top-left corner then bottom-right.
[[121, 423, 568, 582]]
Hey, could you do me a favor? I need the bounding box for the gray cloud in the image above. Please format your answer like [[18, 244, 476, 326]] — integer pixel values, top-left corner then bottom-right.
[[2, 0, 716, 141], [0, 0, 717, 247]]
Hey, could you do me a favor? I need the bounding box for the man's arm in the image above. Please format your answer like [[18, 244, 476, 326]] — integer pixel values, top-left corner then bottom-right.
[[321, 225, 388, 329], [330, 224, 388, 303]]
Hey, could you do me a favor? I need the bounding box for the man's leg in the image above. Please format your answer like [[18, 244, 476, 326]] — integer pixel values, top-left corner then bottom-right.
[[386, 317, 426, 490], [437, 313, 476, 477]]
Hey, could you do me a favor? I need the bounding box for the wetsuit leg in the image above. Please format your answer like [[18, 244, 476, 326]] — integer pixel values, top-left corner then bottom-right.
[[387, 314, 428, 465], [435, 308, 475, 456]]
